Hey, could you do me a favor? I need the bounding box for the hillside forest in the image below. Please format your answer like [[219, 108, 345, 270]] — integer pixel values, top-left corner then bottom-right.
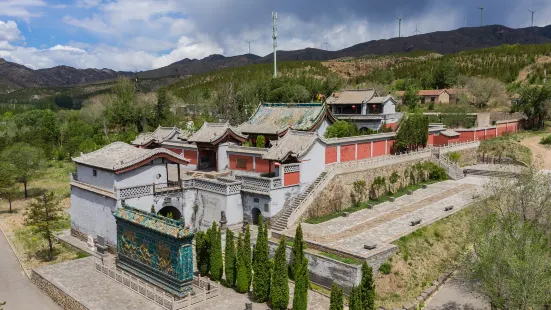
[[1, 43, 551, 163]]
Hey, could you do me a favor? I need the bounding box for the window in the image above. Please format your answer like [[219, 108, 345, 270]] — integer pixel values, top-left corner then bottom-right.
[[254, 198, 260, 203], [93, 169, 97, 177], [264, 204, 269, 212], [430, 97, 435, 102], [236, 158, 247, 169]]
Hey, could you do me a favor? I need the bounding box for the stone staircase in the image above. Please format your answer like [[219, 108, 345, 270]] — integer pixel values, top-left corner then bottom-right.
[[430, 154, 464, 180], [271, 171, 328, 232]]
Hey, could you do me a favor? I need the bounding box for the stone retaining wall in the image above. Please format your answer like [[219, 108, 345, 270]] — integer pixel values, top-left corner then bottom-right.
[[307, 157, 429, 220], [442, 146, 478, 167], [31, 270, 89, 310]]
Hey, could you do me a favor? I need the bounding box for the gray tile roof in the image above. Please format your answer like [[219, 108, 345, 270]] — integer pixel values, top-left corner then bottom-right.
[[131, 126, 192, 146], [188, 122, 247, 143], [327, 89, 377, 105], [440, 129, 460, 137], [73, 142, 187, 171], [263, 130, 319, 161], [366, 94, 395, 104], [238, 103, 330, 135]]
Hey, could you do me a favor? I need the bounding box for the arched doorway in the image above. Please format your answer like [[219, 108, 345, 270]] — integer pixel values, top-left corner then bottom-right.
[[158, 206, 182, 220], [251, 208, 261, 225]]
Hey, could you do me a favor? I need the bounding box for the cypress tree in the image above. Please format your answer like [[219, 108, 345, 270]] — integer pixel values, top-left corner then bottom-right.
[[329, 283, 344, 310], [292, 258, 309, 310], [196, 230, 210, 276], [271, 237, 289, 310], [358, 262, 376, 310], [348, 286, 359, 310], [224, 229, 236, 287], [290, 223, 305, 280], [253, 216, 271, 302], [244, 224, 252, 288], [236, 232, 249, 293], [209, 222, 223, 281]]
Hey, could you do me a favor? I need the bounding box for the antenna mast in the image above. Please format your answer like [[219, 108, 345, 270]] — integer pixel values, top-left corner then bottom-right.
[[272, 11, 278, 79], [478, 7, 484, 26]]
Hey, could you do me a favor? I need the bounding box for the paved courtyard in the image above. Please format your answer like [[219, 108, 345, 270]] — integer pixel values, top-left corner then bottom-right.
[[33, 256, 329, 310], [285, 176, 489, 258]]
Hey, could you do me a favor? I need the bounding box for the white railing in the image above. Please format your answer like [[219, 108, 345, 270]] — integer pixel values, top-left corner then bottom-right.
[[236, 175, 284, 193], [437, 140, 480, 153], [327, 148, 432, 170], [94, 260, 219, 310], [283, 163, 300, 173], [116, 184, 154, 199], [430, 154, 464, 180]]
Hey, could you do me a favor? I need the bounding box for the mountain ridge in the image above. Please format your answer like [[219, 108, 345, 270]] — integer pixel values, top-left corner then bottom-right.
[[1, 24, 551, 92]]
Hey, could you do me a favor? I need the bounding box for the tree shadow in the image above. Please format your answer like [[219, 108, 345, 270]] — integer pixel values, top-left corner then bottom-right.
[[432, 301, 479, 310], [26, 187, 48, 199]]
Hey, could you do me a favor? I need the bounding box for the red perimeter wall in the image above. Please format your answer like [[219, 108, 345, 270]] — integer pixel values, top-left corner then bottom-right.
[[340, 144, 356, 162], [229, 154, 254, 171], [325, 146, 337, 164], [255, 158, 270, 173], [357, 143, 371, 160], [183, 150, 197, 165], [372, 140, 386, 157]]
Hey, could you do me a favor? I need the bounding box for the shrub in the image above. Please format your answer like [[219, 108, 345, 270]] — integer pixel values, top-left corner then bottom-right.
[[447, 151, 461, 163], [329, 283, 344, 310], [252, 216, 270, 302], [195, 231, 210, 276], [427, 163, 448, 181], [209, 222, 223, 281], [292, 258, 309, 310], [540, 135, 551, 145], [358, 262, 376, 310], [290, 223, 305, 280], [150, 205, 156, 213], [236, 232, 249, 293], [379, 262, 392, 275], [243, 224, 252, 287], [351, 180, 367, 206], [224, 229, 236, 287]]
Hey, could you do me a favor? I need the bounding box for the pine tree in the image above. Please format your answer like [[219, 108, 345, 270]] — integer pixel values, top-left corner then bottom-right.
[[224, 229, 236, 287], [292, 258, 309, 310], [209, 222, 223, 281], [271, 237, 289, 310], [348, 286, 358, 310], [290, 223, 305, 280], [358, 262, 376, 310], [329, 283, 344, 310], [24, 192, 63, 261], [236, 233, 249, 293], [244, 224, 252, 288], [253, 216, 271, 302]]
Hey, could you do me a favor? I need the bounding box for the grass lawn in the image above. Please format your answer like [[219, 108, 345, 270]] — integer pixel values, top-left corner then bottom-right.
[[305, 182, 430, 225], [374, 206, 474, 308], [0, 160, 84, 273]]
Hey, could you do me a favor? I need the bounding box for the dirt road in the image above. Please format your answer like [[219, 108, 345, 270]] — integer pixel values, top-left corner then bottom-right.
[[520, 135, 551, 169]]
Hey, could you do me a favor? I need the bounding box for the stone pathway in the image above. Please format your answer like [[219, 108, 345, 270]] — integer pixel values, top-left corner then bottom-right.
[[427, 275, 489, 310], [287, 177, 488, 258]]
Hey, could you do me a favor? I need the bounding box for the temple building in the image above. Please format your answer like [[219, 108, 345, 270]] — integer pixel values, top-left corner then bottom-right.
[[327, 89, 402, 130]]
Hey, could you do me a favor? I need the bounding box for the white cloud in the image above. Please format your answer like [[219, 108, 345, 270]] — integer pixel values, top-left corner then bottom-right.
[[76, 0, 102, 8], [152, 36, 223, 69], [0, 0, 46, 21], [0, 20, 22, 42], [49, 44, 86, 53]]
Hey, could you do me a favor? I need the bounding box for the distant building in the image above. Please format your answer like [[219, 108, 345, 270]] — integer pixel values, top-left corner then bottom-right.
[[326, 89, 402, 130], [396, 89, 459, 105]]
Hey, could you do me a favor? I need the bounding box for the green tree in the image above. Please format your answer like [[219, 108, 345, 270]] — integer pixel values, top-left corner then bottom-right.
[[393, 112, 429, 152], [358, 262, 376, 310], [511, 84, 551, 129], [430, 60, 457, 89], [236, 232, 249, 293], [196, 231, 210, 276], [24, 192, 64, 261], [209, 222, 223, 281], [289, 223, 305, 280], [464, 169, 551, 308], [292, 258, 309, 310], [155, 87, 171, 126], [389, 171, 399, 194], [271, 237, 289, 310], [324, 120, 359, 138], [256, 135, 266, 148], [224, 229, 237, 287], [243, 224, 252, 288], [402, 86, 420, 110], [252, 216, 271, 302], [348, 286, 359, 310], [0, 143, 46, 199], [0, 162, 18, 213], [329, 283, 344, 310]]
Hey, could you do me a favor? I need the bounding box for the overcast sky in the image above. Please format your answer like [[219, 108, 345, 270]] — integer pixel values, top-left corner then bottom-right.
[[0, 0, 550, 71]]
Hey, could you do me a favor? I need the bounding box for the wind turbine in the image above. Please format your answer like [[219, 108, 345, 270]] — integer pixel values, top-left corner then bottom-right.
[[244, 40, 253, 54], [529, 9, 537, 27], [322, 37, 331, 51], [396, 16, 404, 38], [413, 24, 420, 35], [478, 7, 484, 26]]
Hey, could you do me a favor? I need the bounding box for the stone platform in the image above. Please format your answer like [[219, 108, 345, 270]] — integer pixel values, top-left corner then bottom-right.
[[284, 176, 489, 259]]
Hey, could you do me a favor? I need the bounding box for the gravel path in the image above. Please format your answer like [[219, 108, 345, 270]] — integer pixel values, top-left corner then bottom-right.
[[520, 135, 551, 169]]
